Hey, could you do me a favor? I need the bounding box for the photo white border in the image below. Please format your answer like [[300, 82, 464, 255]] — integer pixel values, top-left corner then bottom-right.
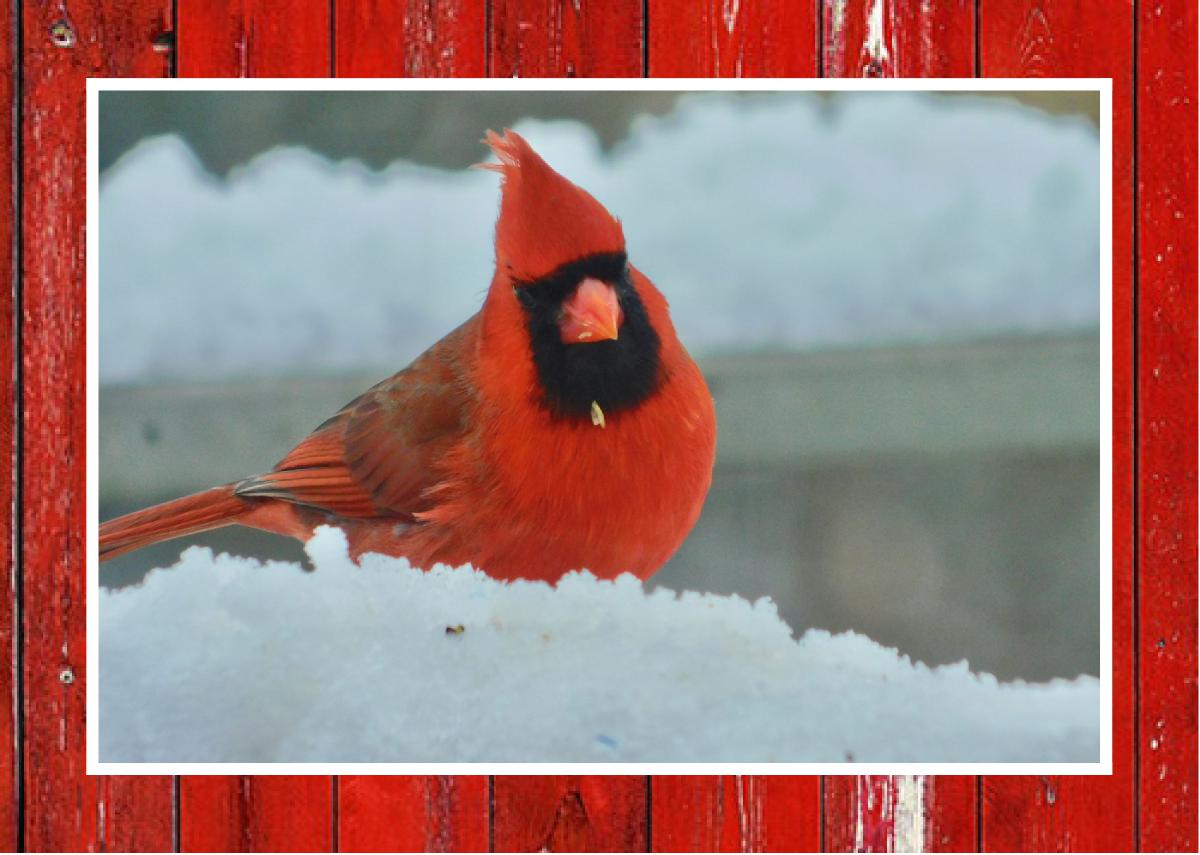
[[86, 77, 1114, 777]]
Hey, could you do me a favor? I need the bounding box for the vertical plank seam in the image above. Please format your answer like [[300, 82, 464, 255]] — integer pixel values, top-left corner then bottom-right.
[[641, 0, 648, 77], [169, 0, 179, 77], [171, 0, 181, 77], [172, 777, 180, 852], [818, 776, 826, 851], [9, 0, 22, 846], [331, 775, 339, 852], [1130, 0, 1142, 848], [329, 0, 336, 77], [816, 0, 825, 78], [643, 775, 651, 851], [972, 0, 980, 77], [487, 775, 495, 852]]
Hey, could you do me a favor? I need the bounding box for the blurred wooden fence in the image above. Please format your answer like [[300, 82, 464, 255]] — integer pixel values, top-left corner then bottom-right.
[[5, 0, 1197, 852], [98, 336, 1102, 506]]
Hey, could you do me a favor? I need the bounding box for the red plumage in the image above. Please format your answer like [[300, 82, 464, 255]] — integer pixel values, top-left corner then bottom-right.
[[100, 130, 717, 582]]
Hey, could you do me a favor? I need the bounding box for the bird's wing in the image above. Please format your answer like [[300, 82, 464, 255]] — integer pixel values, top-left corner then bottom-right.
[[235, 316, 478, 520]]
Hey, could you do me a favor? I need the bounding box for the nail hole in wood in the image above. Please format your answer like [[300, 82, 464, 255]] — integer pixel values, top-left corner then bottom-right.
[[50, 19, 76, 48]]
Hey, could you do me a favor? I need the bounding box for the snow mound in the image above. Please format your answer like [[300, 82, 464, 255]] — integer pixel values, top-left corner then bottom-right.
[[100, 93, 1099, 384], [100, 527, 1099, 763]]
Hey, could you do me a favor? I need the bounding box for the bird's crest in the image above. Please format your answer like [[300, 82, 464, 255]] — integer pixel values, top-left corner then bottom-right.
[[477, 129, 625, 283]]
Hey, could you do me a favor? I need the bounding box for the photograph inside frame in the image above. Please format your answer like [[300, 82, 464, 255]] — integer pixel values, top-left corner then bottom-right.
[[94, 86, 1104, 765]]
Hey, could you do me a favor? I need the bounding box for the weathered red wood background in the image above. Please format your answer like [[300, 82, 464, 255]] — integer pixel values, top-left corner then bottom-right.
[[5, 0, 1196, 851]]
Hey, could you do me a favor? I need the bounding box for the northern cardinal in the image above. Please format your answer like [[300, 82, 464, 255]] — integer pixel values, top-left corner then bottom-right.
[[100, 130, 717, 582]]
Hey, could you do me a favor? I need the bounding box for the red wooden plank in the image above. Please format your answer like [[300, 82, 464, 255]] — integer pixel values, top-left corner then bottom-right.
[[822, 0, 973, 77], [823, 777, 977, 852], [21, 2, 174, 851], [492, 776, 647, 852], [651, 776, 821, 852], [638, 6, 801, 853], [0, 0, 15, 848], [337, 776, 488, 852], [172, 5, 340, 848], [920, 778, 978, 852], [820, 4, 979, 851], [178, 0, 331, 77], [647, 0, 818, 77], [180, 776, 333, 852], [489, 0, 644, 77], [980, 2, 1136, 848], [984, 775, 1138, 853], [335, 0, 487, 77], [1136, 0, 1198, 850], [94, 777, 177, 852]]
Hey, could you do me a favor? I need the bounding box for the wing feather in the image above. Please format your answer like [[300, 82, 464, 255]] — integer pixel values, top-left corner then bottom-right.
[[235, 317, 478, 520]]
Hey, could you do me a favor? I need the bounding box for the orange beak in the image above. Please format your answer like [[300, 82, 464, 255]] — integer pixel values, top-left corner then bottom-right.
[[559, 277, 623, 344]]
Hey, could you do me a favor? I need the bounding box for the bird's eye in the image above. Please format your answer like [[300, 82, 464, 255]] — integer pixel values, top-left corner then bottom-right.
[[513, 287, 536, 310]]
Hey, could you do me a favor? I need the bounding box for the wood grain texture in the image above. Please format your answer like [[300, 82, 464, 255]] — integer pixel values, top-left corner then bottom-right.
[[180, 777, 333, 852], [178, 0, 331, 76], [335, 0, 487, 77], [647, 0, 818, 77], [980, 2, 1136, 847], [821, 4, 978, 850], [1136, 0, 1198, 850], [489, 0, 644, 77], [172, 3, 340, 850], [0, 0, 15, 848], [983, 775, 1136, 853], [93, 777, 176, 852], [822, 0, 973, 77], [21, 1, 174, 850], [650, 776, 820, 852], [823, 776, 977, 852], [492, 776, 648, 852], [11, 2, 1187, 851], [337, 776, 488, 852]]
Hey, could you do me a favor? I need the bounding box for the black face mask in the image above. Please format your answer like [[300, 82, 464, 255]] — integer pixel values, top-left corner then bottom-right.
[[514, 252, 662, 420]]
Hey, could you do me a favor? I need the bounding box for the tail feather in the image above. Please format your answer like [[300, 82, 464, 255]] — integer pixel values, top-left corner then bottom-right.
[[99, 483, 251, 562]]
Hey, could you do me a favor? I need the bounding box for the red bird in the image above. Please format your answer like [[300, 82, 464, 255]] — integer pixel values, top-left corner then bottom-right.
[[100, 130, 717, 582]]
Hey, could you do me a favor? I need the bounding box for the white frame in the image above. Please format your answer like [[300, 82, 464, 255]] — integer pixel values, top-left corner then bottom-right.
[[86, 77, 1114, 776]]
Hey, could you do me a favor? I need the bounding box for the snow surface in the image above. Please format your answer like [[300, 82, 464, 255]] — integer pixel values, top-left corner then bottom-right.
[[100, 93, 1100, 385], [100, 527, 1099, 763]]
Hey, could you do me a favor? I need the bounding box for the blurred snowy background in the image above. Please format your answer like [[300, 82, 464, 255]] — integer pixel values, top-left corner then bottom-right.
[[99, 90, 1101, 683]]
